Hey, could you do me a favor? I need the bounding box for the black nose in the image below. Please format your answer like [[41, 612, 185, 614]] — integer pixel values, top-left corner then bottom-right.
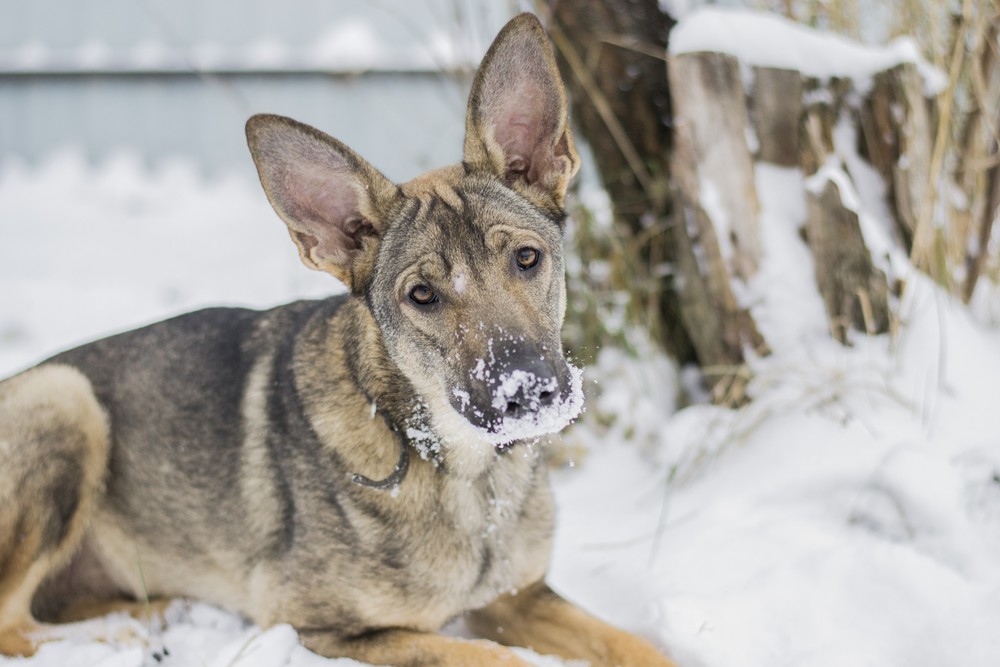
[[497, 360, 560, 421]]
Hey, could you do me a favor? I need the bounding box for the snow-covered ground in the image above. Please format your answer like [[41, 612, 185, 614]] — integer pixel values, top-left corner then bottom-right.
[[4, 7, 1000, 667], [3, 148, 1000, 667]]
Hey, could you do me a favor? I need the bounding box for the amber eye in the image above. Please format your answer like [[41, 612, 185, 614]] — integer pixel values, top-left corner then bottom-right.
[[408, 285, 438, 305], [516, 247, 540, 270]]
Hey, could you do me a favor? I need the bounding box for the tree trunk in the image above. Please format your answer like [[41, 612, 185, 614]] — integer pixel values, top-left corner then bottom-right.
[[805, 178, 891, 341], [539, 0, 691, 360], [750, 67, 803, 168], [668, 52, 768, 401], [799, 79, 892, 341], [860, 63, 934, 250]]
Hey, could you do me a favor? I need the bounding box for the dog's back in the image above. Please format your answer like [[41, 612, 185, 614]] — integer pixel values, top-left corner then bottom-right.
[[49, 300, 338, 522], [23, 298, 346, 619]]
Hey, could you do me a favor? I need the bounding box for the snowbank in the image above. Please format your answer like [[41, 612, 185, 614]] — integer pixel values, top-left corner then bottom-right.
[[0, 152, 338, 376]]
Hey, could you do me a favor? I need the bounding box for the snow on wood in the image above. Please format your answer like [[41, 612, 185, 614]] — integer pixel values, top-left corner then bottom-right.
[[668, 7, 947, 93], [665, 5, 949, 352], [667, 50, 766, 403], [669, 52, 761, 281], [804, 163, 891, 341], [861, 63, 936, 246]]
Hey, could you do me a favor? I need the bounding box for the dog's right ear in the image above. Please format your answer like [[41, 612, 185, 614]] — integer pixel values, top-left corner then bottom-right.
[[463, 13, 579, 208], [246, 114, 399, 291]]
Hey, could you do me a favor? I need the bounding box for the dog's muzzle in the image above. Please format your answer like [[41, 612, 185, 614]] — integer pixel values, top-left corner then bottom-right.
[[450, 343, 581, 445], [491, 358, 560, 422]]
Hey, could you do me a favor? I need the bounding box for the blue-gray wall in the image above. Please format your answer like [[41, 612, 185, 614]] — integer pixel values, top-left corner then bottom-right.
[[0, 0, 520, 180]]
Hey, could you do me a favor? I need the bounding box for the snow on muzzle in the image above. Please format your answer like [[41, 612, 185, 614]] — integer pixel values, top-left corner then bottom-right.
[[450, 345, 584, 447]]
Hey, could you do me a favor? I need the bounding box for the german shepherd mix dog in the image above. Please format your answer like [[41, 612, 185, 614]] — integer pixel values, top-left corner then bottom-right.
[[0, 13, 675, 667]]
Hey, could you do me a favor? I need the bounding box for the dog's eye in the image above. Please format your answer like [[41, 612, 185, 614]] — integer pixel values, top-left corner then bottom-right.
[[516, 247, 540, 270], [409, 285, 438, 305]]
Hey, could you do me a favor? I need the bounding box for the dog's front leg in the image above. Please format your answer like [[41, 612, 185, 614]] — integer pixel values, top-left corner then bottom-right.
[[299, 626, 536, 667], [467, 580, 678, 667]]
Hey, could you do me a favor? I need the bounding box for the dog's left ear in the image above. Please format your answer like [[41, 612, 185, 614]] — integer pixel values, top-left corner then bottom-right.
[[246, 114, 399, 291], [464, 13, 579, 207]]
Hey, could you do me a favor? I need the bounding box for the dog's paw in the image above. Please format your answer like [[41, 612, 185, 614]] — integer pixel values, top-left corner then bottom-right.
[[0, 622, 41, 657], [603, 632, 680, 667]]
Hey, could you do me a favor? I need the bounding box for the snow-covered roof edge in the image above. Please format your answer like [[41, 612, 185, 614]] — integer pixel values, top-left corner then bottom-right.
[[0, 24, 481, 75]]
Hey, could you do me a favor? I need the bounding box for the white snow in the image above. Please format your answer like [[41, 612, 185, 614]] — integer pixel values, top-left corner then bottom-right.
[[481, 363, 585, 446], [493, 370, 558, 411], [307, 20, 387, 71], [0, 151, 338, 376], [698, 178, 732, 266], [669, 7, 947, 94], [4, 143, 999, 667], [77, 41, 113, 70]]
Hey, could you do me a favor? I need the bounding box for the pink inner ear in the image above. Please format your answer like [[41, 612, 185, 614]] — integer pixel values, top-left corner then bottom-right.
[[284, 166, 367, 257], [491, 82, 553, 183]]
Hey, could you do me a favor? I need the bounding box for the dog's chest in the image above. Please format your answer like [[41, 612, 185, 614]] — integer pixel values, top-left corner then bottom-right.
[[328, 455, 554, 631], [419, 462, 545, 581]]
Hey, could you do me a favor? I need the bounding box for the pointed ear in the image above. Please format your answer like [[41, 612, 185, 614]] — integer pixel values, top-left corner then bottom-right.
[[246, 114, 399, 290], [464, 13, 580, 206]]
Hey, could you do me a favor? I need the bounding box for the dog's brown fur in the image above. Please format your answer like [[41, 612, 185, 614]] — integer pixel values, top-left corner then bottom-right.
[[0, 13, 676, 666]]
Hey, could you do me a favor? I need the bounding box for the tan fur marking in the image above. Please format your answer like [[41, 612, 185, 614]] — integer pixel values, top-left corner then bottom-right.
[[0, 528, 45, 632], [0, 365, 110, 656], [0, 620, 45, 657], [434, 183, 464, 212], [302, 627, 537, 667], [238, 359, 288, 552], [468, 581, 679, 667], [400, 165, 466, 198]]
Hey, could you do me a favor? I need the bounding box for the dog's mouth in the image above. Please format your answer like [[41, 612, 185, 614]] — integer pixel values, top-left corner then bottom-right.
[[449, 358, 585, 448]]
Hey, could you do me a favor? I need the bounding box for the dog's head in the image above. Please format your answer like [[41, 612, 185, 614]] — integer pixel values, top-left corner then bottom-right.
[[246, 13, 581, 475]]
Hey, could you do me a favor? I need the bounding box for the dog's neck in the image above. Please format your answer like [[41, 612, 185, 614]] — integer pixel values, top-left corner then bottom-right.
[[300, 297, 534, 486]]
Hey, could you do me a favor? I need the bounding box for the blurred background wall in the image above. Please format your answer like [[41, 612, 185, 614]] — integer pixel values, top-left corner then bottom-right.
[[0, 0, 520, 181]]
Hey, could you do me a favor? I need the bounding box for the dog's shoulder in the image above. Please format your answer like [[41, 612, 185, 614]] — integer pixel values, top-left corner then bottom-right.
[[44, 295, 349, 404]]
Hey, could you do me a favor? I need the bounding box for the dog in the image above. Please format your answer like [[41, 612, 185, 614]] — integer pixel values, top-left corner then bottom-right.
[[0, 13, 676, 666]]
